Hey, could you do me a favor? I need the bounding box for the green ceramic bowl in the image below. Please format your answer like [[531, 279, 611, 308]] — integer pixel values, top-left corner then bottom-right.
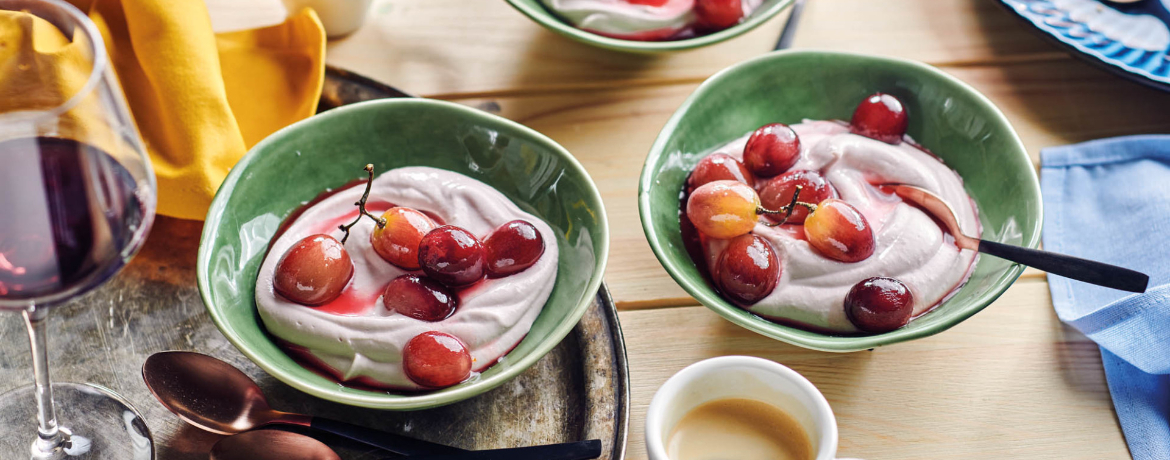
[[504, 0, 794, 53], [639, 50, 1041, 352], [197, 98, 609, 409]]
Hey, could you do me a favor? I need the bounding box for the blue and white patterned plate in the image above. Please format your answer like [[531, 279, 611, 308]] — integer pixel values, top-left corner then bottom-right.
[[1000, 0, 1170, 91]]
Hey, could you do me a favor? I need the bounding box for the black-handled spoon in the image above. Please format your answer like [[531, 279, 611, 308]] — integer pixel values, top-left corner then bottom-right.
[[383, 440, 603, 460], [887, 184, 1149, 293], [143, 351, 463, 456], [209, 430, 601, 460]]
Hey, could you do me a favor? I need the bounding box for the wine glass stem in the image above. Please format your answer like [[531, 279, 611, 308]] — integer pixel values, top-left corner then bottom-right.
[[22, 307, 65, 454]]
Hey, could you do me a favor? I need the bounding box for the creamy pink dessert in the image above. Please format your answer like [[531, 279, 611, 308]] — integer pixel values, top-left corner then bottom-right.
[[684, 94, 980, 334], [541, 0, 764, 41], [256, 167, 558, 390]]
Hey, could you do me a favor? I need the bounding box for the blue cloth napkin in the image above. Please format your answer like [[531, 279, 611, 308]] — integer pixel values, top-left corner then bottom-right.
[[1041, 135, 1170, 460]]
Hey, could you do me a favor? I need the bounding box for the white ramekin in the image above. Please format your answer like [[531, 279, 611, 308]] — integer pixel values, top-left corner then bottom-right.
[[645, 356, 861, 460]]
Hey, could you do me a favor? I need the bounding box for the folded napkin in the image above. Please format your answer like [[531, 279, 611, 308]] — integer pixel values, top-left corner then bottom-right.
[[0, 0, 325, 220], [1041, 136, 1170, 460]]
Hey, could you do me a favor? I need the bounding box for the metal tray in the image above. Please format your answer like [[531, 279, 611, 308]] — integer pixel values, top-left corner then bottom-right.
[[0, 69, 629, 460]]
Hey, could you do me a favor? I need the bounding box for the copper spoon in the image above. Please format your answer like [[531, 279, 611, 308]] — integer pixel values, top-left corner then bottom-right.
[[142, 351, 463, 456], [886, 184, 1149, 293], [210, 430, 340, 460]]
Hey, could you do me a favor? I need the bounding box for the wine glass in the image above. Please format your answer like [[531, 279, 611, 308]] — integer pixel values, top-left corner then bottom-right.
[[0, 0, 156, 458]]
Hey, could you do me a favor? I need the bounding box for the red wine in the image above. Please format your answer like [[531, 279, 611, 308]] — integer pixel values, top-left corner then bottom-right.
[[0, 137, 149, 306]]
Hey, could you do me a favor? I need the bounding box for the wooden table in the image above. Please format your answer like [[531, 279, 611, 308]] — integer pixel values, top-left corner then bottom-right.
[[6, 1, 1169, 459], [322, 1, 1170, 458]]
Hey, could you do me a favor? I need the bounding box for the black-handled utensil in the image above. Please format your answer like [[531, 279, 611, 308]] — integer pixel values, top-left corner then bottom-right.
[[888, 184, 1149, 293], [143, 351, 463, 456], [774, 0, 809, 50], [387, 440, 603, 460]]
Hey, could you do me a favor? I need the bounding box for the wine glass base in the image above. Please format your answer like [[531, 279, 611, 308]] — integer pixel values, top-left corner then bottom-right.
[[0, 383, 153, 459]]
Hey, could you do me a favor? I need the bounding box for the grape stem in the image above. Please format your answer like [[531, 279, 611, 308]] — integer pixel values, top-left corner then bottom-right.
[[757, 185, 818, 226], [338, 164, 387, 244]]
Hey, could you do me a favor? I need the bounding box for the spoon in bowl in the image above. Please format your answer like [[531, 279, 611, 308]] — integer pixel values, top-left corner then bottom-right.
[[885, 184, 1149, 293], [209, 430, 603, 460], [142, 351, 463, 456]]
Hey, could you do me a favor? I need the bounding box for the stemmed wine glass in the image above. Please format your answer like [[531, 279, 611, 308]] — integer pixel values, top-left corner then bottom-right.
[[0, 0, 156, 458]]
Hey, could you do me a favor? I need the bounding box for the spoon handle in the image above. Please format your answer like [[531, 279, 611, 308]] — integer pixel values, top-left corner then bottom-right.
[[310, 417, 465, 455], [978, 240, 1149, 293], [384, 440, 602, 460]]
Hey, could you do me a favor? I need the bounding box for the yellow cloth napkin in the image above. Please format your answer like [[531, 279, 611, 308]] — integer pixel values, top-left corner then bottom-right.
[[0, 1, 326, 220]]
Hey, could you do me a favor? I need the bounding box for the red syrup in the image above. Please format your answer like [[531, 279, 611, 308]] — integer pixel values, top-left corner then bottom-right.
[[265, 180, 510, 390], [682, 122, 984, 336], [277, 334, 525, 392]]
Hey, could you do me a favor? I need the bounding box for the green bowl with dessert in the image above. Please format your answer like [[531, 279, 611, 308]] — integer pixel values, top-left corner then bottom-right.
[[198, 98, 609, 409], [504, 0, 795, 53], [639, 50, 1041, 352]]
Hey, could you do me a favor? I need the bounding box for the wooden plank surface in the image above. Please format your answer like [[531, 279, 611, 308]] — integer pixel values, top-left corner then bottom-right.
[[619, 280, 1129, 460], [62, 0, 1170, 458], [325, 0, 1066, 97]]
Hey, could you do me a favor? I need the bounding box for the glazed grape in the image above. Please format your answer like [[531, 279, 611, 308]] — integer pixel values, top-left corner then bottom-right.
[[686, 180, 761, 239], [382, 274, 457, 322], [716, 234, 781, 305], [804, 199, 875, 263], [418, 225, 486, 287], [370, 207, 437, 270], [850, 93, 908, 144], [402, 331, 472, 388], [844, 277, 914, 333], [758, 170, 836, 224], [274, 234, 354, 306], [688, 153, 754, 190], [694, 0, 744, 30], [743, 123, 801, 178], [484, 220, 545, 278]]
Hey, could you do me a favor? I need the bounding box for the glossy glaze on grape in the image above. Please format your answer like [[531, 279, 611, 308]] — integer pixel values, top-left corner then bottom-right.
[[804, 199, 875, 263], [484, 220, 545, 278], [850, 93, 908, 144], [688, 153, 754, 190], [845, 277, 914, 333], [402, 331, 472, 388], [759, 170, 836, 224], [370, 207, 437, 270], [743, 123, 801, 178], [274, 234, 354, 306], [716, 234, 781, 305], [418, 225, 486, 287], [686, 180, 761, 239], [382, 274, 457, 322], [694, 0, 744, 30]]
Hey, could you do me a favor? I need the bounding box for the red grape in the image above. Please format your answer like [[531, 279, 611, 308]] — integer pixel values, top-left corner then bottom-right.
[[402, 331, 472, 388], [743, 123, 801, 178], [850, 93, 908, 144], [418, 226, 486, 287], [685, 180, 761, 239], [694, 0, 744, 30], [383, 274, 457, 322], [758, 170, 836, 224], [370, 207, 437, 270], [484, 220, 545, 278], [845, 277, 914, 333], [274, 234, 354, 306], [688, 153, 754, 190], [716, 234, 781, 305], [803, 199, 875, 263]]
